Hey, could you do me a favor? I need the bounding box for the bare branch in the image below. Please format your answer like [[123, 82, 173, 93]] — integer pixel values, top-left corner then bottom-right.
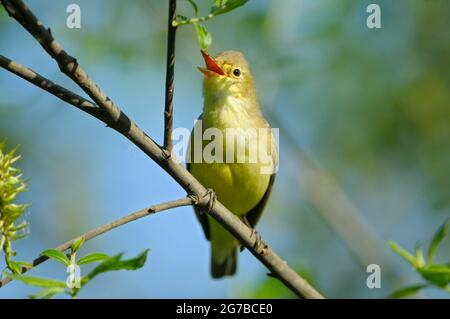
[[173, 14, 215, 27], [0, 0, 324, 298], [0, 197, 194, 288], [0, 55, 107, 123], [1, 0, 120, 122], [163, 0, 177, 156]]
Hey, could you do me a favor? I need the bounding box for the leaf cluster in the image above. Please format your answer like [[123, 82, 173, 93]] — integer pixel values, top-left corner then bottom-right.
[[175, 0, 248, 49], [389, 219, 450, 298], [0, 142, 30, 274], [7, 237, 149, 298]]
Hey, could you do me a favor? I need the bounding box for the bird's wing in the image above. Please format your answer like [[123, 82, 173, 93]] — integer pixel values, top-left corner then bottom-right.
[[245, 117, 278, 227], [187, 161, 211, 241], [245, 173, 276, 228], [187, 114, 211, 240]]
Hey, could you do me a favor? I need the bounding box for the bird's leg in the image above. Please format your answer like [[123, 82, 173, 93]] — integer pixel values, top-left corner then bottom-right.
[[246, 223, 268, 256], [200, 188, 216, 214], [253, 231, 263, 251]]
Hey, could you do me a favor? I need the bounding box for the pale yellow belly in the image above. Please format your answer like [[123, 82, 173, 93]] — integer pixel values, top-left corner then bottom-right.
[[188, 102, 275, 263], [190, 161, 270, 215]]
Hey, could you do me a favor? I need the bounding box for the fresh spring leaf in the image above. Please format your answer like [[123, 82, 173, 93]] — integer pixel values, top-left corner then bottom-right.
[[388, 284, 428, 299], [82, 249, 149, 285], [210, 0, 249, 16], [71, 236, 85, 253], [194, 24, 212, 49], [7, 260, 32, 274], [77, 252, 110, 265], [187, 0, 198, 16], [415, 247, 425, 267], [427, 219, 450, 264], [41, 249, 70, 266], [7, 273, 67, 288], [7, 260, 23, 274], [388, 241, 417, 267], [417, 264, 450, 287], [30, 287, 66, 299]]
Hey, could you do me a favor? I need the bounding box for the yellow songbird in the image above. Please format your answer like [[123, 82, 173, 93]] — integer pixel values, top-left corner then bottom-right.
[[188, 50, 278, 278]]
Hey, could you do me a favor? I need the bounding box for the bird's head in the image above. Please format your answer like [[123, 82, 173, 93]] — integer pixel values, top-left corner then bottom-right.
[[198, 50, 255, 102]]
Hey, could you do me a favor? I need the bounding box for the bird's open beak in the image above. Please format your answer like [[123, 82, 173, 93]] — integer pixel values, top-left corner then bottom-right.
[[197, 50, 225, 77]]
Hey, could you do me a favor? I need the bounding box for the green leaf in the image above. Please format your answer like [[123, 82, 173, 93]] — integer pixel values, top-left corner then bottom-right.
[[194, 24, 212, 49], [77, 252, 110, 265], [415, 247, 425, 267], [210, 0, 248, 16], [187, 0, 198, 16], [7, 260, 23, 274], [30, 287, 66, 299], [17, 261, 33, 269], [388, 284, 428, 299], [71, 236, 85, 253], [389, 241, 417, 267], [82, 249, 149, 285], [7, 273, 67, 288], [7, 260, 32, 274], [41, 249, 70, 266], [417, 264, 450, 287], [427, 219, 449, 264]]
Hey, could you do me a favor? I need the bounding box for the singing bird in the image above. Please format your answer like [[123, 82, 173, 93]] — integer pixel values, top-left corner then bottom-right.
[[187, 50, 278, 278]]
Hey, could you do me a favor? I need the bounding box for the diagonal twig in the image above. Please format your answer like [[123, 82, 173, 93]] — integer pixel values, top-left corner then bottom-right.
[[0, 0, 324, 298], [163, 0, 177, 156], [0, 55, 107, 123], [0, 197, 194, 288]]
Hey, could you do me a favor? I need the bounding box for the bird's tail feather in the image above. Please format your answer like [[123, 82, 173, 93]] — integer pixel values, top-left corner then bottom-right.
[[211, 247, 237, 279]]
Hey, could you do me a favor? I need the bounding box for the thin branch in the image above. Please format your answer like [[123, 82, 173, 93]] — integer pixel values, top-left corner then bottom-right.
[[1, 0, 142, 134], [173, 14, 214, 27], [0, 0, 324, 298], [0, 197, 194, 288], [0, 55, 107, 123], [163, 0, 177, 156]]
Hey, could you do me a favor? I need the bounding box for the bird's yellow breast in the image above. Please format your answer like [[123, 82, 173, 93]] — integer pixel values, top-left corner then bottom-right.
[[189, 100, 271, 216], [190, 159, 270, 216]]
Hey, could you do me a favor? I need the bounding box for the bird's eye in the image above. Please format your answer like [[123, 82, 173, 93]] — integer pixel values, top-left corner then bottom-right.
[[233, 68, 241, 77]]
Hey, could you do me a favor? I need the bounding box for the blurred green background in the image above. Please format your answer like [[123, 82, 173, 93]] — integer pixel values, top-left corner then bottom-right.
[[0, 0, 449, 298]]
